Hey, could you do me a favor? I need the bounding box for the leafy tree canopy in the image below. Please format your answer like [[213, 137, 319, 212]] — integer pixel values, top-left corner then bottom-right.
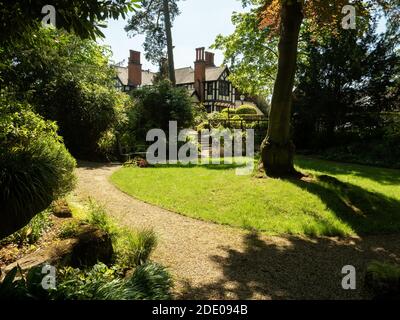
[[1, 27, 130, 159], [0, 0, 140, 42], [213, 1, 278, 98]]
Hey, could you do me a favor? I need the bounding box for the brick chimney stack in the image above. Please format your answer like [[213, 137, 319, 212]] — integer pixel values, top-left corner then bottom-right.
[[128, 50, 142, 88], [194, 47, 206, 102], [205, 51, 215, 67]]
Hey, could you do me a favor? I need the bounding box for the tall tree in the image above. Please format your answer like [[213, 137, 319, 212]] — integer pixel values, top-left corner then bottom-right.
[[258, 0, 397, 177], [125, 0, 181, 84], [163, 0, 176, 85]]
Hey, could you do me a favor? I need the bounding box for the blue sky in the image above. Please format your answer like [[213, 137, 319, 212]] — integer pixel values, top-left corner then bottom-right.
[[99, 1, 388, 70], [99, 0, 244, 70]]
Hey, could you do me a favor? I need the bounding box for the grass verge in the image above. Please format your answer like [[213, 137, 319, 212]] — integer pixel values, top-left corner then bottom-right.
[[110, 156, 400, 237]]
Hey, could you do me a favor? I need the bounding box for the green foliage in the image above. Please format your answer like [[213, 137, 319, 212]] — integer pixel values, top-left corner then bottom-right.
[[221, 108, 237, 116], [0, 262, 173, 300], [0, 1, 140, 42], [122, 80, 195, 147], [85, 200, 117, 237], [1, 27, 130, 159], [212, 1, 277, 97], [115, 229, 157, 268], [366, 261, 400, 298], [235, 105, 258, 115], [81, 198, 158, 268], [127, 263, 173, 300], [0, 265, 53, 300], [293, 18, 400, 151], [0, 97, 76, 239], [1, 211, 52, 246], [59, 221, 82, 240], [55, 262, 172, 300], [320, 137, 400, 169]]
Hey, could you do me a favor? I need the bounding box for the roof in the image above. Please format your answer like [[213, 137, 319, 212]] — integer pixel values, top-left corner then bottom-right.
[[175, 67, 194, 85], [142, 70, 156, 86], [205, 66, 226, 81], [115, 66, 156, 86], [115, 66, 128, 86], [175, 66, 227, 84], [115, 65, 227, 87]]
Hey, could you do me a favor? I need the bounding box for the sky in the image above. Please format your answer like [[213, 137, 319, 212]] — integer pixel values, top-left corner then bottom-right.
[[98, 0, 245, 71], [99, 1, 388, 71]]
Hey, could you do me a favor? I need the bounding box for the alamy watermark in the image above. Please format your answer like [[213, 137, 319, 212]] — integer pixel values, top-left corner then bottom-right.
[[41, 5, 56, 28], [145, 121, 255, 176], [342, 5, 357, 30], [41, 264, 56, 291], [341, 265, 357, 290]]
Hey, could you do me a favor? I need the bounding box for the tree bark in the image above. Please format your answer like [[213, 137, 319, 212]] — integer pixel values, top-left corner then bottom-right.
[[163, 0, 176, 85], [261, 2, 304, 177]]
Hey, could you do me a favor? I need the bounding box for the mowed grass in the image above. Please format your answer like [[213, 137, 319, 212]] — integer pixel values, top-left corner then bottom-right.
[[110, 157, 400, 237]]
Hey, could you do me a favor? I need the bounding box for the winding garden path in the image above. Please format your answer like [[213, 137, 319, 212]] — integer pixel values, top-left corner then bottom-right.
[[75, 162, 400, 300]]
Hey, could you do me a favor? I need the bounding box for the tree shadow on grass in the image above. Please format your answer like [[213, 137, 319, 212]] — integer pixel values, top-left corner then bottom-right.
[[178, 232, 400, 300], [296, 156, 400, 186], [288, 175, 400, 236]]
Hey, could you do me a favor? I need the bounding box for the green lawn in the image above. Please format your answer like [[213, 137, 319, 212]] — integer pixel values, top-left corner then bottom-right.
[[110, 157, 400, 237]]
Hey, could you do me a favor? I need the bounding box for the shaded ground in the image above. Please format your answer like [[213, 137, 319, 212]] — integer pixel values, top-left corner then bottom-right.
[[75, 162, 400, 300]]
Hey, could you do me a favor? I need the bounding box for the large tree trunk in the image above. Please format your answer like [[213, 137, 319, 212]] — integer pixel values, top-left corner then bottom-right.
[[261, 2, 303, 177], [162, 0, 176, 85]]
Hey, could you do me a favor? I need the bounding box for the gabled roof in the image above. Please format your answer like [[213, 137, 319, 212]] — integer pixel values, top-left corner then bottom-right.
[[175, 65, 227, 85], [175, 67, 194, 85], [114, 65, 228, 87], [115, 66, 128, 86], [205, 66, 227, 81], [114, 66, 156, 86], [142, 70, 156, 86]]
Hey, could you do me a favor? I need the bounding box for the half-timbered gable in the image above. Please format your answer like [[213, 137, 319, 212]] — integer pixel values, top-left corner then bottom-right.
[[115, 48, 243, 113]]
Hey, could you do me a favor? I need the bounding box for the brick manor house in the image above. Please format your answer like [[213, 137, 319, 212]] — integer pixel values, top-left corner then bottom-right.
[[115, 48, 262, 114]]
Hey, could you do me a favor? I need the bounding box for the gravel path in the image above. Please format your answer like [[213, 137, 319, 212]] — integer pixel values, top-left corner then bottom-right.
[[74, 162, 400, 300]]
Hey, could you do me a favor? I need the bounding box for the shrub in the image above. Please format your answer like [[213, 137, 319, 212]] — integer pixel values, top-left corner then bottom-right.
[[0, 98, 76, 239], [235, 105, 258, 115], [232, 115, 242, 121], [37, 80, 128, 160], [59, 221, 82, 239], [127, 263, 173, 300], [1, 263, 170, 300], [221, 108, 237, 116], [122, 80, 195, 148], [115, 229, 157, 268], [85, 200, 117, 237], [1, 27, 130, 160], [52, 263, 172, 300], [83, 199, 157, 268]]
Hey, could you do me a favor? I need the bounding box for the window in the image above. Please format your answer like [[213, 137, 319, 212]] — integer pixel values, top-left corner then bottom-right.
[[207, 82, 213, 96], [219, 81, 229, 96]]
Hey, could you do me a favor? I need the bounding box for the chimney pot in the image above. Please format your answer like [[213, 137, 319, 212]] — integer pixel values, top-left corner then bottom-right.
[[205, 51, 215, 67]]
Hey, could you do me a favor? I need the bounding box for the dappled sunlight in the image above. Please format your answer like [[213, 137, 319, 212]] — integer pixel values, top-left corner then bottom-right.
[[111, 157, 400, 237], [178, 232, 400, 300]]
